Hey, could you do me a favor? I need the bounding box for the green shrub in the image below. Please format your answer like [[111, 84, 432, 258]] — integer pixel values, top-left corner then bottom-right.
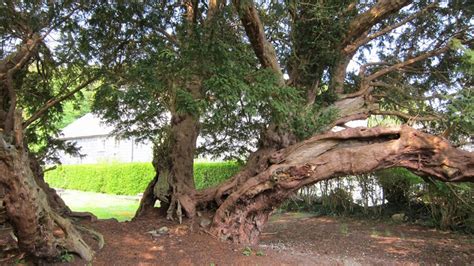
[[45, 161, 240, 195]]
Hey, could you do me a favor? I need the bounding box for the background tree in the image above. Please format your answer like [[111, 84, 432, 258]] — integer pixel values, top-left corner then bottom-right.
[[88, 1, 303, 220]]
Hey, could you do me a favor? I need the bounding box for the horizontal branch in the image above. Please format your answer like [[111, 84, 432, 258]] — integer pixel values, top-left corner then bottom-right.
[[367, 45, 450, 81]]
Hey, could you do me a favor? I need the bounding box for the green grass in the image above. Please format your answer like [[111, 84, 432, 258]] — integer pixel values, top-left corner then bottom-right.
[[69, 202, 139, 221], [59, 190, 141, 221]]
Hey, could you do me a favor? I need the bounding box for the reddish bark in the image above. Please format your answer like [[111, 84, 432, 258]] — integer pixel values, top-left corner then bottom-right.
[[206, 126, 473, 244], [0, 34, 97, 261], [0, 131, 94, 261]]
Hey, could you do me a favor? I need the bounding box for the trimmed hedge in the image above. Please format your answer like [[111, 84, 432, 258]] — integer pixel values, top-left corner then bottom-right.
[[45, 162, 240, 195], [194, 162, 241, 190]]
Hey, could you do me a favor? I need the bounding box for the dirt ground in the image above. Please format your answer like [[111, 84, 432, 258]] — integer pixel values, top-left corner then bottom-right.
[[2, 212, 473, 265]]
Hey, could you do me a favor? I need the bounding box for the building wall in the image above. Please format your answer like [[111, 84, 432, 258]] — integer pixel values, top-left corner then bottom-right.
[[58, 135, 153, 165]]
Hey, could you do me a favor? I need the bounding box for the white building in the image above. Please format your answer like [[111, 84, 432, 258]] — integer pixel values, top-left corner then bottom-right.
[[57, 113, 153, 165]]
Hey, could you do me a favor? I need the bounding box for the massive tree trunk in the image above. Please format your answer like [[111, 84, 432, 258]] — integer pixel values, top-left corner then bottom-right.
[[135, 70, 202, 221], [135, 110, 200, 221], [0, 115, 94, 261], [136, 0, 211, 221], [0, 34, 97, 262], [207, 126, 473, 243]]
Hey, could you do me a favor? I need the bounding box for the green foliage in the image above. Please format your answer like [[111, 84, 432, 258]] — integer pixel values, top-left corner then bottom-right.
[[375, 168, 423, 208], [424, 181, 474, 232], [175, 88, 205, 116], [45, 162, 240, 195], [287, 0, 356, 87], [241, 246, 264, 256], [322, 187, 355, 215], [242, 246, 252, 256], [55, 90, 94, 129], [59, 252, 74, 263], [290, 105, 338, 140]]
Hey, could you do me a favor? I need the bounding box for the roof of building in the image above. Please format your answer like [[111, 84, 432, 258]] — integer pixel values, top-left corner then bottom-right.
[[59, 113, 115, 139]]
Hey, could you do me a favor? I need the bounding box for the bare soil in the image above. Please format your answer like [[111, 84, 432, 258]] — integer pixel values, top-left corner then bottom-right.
[[2, 212, 473, 265]]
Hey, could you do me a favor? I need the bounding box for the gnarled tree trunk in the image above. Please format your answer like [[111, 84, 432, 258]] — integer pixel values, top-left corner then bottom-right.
[[0, 120, 94, 261], [29, 154, 72, 215], [207, 126, 473, 243], [136, 0, 207, 221], [135, 111, 200, 221], [0, 34, 97, 261]]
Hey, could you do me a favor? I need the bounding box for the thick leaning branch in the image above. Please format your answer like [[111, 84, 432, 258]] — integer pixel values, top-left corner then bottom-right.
[[342, 0, 412, 48], [210, 125, 473, 243], [233, 0, 284, 85]]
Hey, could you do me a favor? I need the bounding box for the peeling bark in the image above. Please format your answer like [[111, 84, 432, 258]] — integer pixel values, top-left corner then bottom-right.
[[0, 38, 97, 260], [208, 126, 473, 244], [0, 129, 94, 261]]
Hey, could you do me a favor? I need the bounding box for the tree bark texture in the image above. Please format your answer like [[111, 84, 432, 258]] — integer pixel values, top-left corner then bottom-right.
[[29, 154, 72, 215], [136, 75, 202, 221], [0, 129, 94, 261], [208, 125, 473, 244], [0, 35, 96, 261], [135, 111, 200, 221]]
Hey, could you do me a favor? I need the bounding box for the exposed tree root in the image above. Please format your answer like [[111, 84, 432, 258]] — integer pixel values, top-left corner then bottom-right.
[[50, 212, 94, 262], [76, 225, 105, 250], [69, 211, 98, 222]]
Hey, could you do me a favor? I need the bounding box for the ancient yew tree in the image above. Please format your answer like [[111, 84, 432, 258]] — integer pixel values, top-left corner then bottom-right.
[[0, 1, 108, 261], [90, 0, 473, 243], [1, 0, 472, 261]]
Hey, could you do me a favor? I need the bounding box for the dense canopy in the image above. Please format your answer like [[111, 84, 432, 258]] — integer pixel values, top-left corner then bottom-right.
[[0, 0, 472, 262]]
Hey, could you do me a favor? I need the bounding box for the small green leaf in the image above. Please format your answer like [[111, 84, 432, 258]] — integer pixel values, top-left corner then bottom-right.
[[242, 246, 252, 256]]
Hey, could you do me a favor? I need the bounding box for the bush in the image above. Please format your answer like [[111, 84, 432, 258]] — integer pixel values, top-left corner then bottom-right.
[[45, 161, 240, 195]]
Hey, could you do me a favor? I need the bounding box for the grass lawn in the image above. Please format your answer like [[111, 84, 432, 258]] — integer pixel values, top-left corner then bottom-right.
[[57, 189, 141, 221]]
